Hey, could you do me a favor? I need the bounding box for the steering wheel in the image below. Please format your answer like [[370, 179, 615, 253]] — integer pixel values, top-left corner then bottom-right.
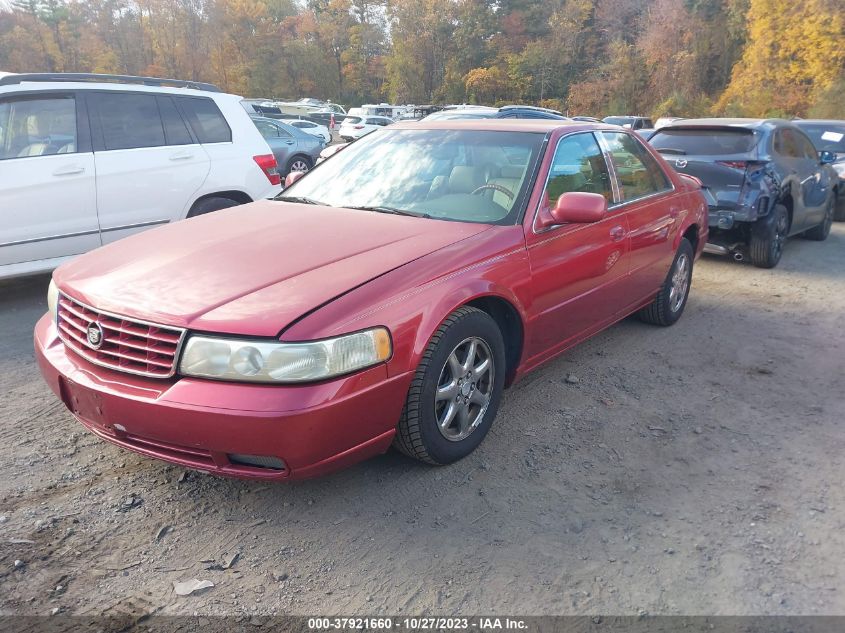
[[471, 183, 515, 200]]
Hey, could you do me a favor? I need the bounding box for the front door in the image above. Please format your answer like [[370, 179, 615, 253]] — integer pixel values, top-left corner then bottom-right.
[[524, 131, 630, 362]]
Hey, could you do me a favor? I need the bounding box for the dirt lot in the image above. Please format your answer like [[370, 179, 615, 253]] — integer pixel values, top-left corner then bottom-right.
[[1, 226, 844, 618]]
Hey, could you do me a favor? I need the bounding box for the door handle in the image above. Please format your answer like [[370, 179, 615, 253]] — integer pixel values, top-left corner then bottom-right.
[[169, 151, 193, 161], [610, 226, 626, 241], [53, 166, 85, 176], [284, 140, 295, 145]]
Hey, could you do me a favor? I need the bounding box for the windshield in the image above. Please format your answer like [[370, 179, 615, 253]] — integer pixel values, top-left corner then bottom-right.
[[796, 124, 845, 153], [650, 128, 759, 155], [281, 128, 545, 224]]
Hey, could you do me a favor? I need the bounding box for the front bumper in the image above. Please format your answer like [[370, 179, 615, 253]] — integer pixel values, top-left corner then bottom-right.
[[34, 314, 412, 480]]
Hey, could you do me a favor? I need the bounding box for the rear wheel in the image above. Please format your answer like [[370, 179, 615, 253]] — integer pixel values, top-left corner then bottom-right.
[[804, 196, 834, 241], [394, 307, 505, 465], [750, 203, 789, 268], [187, 196, 240, 218], [637, 238, 694, 327], [286, 155, 312, 175]]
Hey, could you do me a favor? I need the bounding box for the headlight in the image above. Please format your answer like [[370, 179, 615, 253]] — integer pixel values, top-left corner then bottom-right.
[[47, 279, 59, 322], [178, 328, 392, 383]]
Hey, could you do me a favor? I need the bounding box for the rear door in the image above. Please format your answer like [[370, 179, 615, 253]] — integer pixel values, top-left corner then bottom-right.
[[600, 131, 678, 307], [89, 90, 210, 244], [0, 91, 98, 273]]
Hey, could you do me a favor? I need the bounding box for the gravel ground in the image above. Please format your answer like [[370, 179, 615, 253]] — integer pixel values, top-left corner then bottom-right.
[[0, 225, 843, 618]]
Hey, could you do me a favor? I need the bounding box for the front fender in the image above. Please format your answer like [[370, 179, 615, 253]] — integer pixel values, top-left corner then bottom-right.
[[281, 226, 532, 378]]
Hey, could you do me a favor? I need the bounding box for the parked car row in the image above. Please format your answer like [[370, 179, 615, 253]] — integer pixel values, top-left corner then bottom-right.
[[6, 73, 842, 482]]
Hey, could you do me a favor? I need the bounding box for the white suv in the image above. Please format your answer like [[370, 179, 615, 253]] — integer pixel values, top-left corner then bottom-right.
[[0, 73, 282, 279]]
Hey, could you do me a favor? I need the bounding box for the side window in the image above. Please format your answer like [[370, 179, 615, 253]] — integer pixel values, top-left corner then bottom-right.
[[774, 129, 802, 158], [275, 124, 293, 138], [0, 95, 77, 160], [794, 130, 818, 161], [97, 92, 165, 150], [601, 131, 671, 202], [545, 133, 613, 205], [179, 97, 232, 143], [255, 120, 279, 138], [157, 96, 193, 146]]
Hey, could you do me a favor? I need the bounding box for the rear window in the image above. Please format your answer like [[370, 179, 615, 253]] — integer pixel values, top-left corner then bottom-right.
[[344, 116, 362, 124], [178, 97, 231, 143], [650, 128, 758, 155]]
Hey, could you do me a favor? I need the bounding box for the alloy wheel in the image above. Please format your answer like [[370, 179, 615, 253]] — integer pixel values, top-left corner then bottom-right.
[[291, 160, 310, 172], [434, 337, 495, 442], [669, 252, 691, 313], [773, 211, 789, 260]]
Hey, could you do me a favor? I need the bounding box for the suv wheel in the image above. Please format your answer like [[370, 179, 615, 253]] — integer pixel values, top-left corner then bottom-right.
[[286, 156, 312, 175], [638, 238, 694, 326], [187, 196, 240, 218], [393, 307, 505, 465], [804, 197, 834, 241], [750, 203, 789, 268]]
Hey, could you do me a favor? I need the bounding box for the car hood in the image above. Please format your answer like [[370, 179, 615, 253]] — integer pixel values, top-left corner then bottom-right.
[[55, 201, 492, 337]]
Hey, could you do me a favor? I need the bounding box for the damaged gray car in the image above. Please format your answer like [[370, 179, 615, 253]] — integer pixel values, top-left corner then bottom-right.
[[650, 119, 837, 268]]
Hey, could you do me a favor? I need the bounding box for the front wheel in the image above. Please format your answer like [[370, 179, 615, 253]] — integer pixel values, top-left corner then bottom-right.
[[394, 307, 506, 465], [637, 238, 694, 327]]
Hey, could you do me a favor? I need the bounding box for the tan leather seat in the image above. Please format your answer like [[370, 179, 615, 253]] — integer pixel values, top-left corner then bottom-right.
[[448, 166, 485, 194], [17, 115, 50, 157], [487, 165, 524, 208]]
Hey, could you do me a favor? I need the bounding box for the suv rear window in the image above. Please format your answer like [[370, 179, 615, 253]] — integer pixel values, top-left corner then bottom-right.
[[344, 117, 362, 124], [178, 97, 231, 143], [650, 128, 758, 155]]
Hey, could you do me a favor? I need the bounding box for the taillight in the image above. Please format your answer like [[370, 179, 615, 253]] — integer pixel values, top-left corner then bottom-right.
[[354, 125, 364, 129], [253, 154, 281, 186], [717, 161, 747, 170]]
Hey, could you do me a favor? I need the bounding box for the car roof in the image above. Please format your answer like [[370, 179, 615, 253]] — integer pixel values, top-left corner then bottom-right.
[[391, 119, 609, 134], [0, 75, 232, 99], [793, 119, 845, 126], [659, 118, 791, 130]]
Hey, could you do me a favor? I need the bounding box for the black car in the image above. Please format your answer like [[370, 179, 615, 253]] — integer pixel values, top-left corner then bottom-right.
[[603, 115, 654, 130], [650, 118, 837, 268], [793, 119, 845, 221]]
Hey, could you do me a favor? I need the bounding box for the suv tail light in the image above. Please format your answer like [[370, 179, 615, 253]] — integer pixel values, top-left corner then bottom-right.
[[253, 154, 281, 186], [716, 161, 748, 170], [354, 125, 364, 129]]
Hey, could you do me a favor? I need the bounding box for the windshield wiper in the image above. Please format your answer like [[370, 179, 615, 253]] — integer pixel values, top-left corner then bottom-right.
[[345, 205, 430, 219], [275, 194, 326, 205]]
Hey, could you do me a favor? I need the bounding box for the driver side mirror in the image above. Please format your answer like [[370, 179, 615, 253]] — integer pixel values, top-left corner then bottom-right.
[[819, 150, 836, 165], [537, 192, 608, 229], [284, 170, 306, 188]]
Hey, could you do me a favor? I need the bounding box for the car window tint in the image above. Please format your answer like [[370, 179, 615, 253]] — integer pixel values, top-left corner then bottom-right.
[[0, 95, 77, 160], [178, 97, 232, 143], [344, 116, 362, 124], [545, 133, 612, 204], [157, 96, 193, 146], [774, 129, 803, 158], [794, 130, 818, 160], [96, 92, 165, 150], [650, 129, 758, 155], [255, 120, 279, 138], [601, 131, 670, 202]]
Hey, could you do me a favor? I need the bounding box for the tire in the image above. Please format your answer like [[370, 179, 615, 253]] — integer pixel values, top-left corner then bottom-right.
[[393, 307, 506, 465], [804, 196, 834, 241], [187, 196, 240, 218], [286, 155, 312, 175], [750, 203, 789, 269], [835, 189, 845, 222], [637, 238, 694, 327]]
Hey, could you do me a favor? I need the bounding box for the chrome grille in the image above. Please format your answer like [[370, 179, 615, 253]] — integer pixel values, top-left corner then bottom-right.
[[56, 294, 186, 378]]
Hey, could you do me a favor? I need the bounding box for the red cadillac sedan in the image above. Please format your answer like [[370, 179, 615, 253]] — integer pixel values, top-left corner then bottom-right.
[[35, 120, 707, 480]]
